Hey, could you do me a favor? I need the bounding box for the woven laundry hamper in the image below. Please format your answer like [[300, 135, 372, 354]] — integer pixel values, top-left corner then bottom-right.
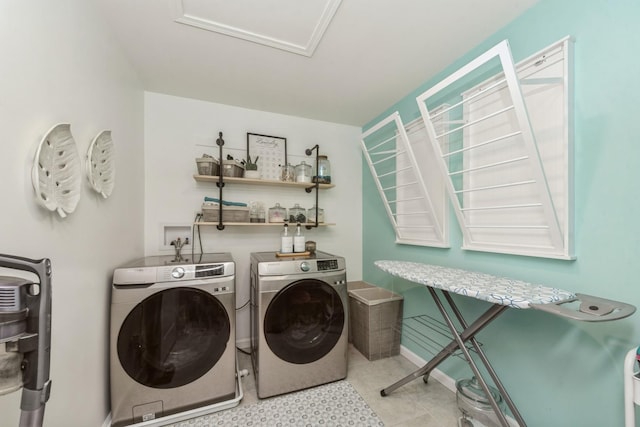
[[348, 286, 403, 361]]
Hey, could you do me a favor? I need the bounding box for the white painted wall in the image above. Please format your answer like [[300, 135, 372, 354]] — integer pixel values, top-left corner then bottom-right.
[[0, 1, 144, 426], [144, 92, 363, 345]]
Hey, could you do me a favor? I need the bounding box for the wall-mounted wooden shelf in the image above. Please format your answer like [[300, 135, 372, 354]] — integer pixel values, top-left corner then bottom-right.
[[194, 140, 333, 231], [193, 175, 334, 189], [195, 222, 335, 227]]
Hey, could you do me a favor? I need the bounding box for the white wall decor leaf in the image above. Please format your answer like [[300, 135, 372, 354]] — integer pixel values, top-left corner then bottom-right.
[[86, 130, 115, 198], [32, 123, 82, 218]]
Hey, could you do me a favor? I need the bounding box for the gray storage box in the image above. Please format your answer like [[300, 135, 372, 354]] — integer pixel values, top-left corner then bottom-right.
[[222, 160, 244, 177], [195, 157, 219, 176], [348, 286, 403, 361], [202, 203, 250, 223]]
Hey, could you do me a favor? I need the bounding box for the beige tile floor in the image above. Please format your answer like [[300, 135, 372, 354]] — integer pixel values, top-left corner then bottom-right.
[[237, 344, 461, 426]]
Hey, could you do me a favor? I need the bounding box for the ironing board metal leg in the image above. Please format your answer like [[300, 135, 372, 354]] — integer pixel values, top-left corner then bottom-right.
[[429, 289, 514, 427], [379, 291, 507, 397], [380, 333, 465, 396], [442, 291, 527, 427]]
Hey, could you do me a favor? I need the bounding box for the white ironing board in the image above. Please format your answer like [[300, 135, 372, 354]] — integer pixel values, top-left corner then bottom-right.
[[375, 260, 636, 427]]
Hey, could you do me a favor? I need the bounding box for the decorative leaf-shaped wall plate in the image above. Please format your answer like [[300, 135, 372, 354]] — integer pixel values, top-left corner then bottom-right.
[[86, 130, 115, 198], [32, 123, 82, 218]]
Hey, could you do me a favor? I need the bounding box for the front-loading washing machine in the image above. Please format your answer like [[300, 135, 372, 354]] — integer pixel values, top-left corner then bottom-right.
[[250, 251, 348, 398], [110, 253, 236, 427]]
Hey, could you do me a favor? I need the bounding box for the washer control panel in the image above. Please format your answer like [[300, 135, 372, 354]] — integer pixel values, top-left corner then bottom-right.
[[195, 264, 225, 278], [317, 259, 339, 271], [158, 263, 228, 282]]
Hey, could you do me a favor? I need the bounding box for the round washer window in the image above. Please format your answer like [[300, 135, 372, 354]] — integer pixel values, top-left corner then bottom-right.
[[264, 279, 344, 364], [117, 287, 230, 389]]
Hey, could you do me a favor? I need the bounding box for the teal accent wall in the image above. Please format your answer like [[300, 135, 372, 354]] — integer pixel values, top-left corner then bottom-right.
[[362, 0, 640, 425]]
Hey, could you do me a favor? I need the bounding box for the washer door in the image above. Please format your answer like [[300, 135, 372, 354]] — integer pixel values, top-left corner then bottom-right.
[[264, 279, 344, 364], [117, 287, 230, 389]]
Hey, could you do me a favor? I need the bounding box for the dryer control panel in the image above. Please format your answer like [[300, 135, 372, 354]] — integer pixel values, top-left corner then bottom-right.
[[317, 259, 339, 271], [253, 252, 345, 276]]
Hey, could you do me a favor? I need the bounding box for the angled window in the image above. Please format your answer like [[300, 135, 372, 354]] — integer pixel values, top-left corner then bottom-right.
[[416, 38, 573, 259], [361, 112, 449, 247]]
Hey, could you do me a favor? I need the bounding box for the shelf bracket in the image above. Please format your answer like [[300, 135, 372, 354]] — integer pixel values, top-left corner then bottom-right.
[[305, 144, 320, 230], [216, 132, 225, 230]]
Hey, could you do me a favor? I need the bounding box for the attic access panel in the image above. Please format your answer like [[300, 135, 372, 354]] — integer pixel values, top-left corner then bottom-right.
[[361, 112, 448, 248], [416, 38, 573, 259], [174, 0, 342, 57]]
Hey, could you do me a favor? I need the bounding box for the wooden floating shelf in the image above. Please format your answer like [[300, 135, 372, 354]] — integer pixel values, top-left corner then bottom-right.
[[193, 175, 335, 189], [195, 222, 335, 227]]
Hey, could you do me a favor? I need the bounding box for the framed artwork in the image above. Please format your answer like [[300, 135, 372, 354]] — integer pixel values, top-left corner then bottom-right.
[[247, 133, 287, 181]]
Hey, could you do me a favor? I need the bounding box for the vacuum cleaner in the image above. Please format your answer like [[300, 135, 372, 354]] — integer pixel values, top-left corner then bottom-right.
[[0, 254, 52, 427]]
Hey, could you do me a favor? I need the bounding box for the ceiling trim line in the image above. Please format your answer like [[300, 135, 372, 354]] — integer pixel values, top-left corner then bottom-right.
[[173, 0, 342, 57]]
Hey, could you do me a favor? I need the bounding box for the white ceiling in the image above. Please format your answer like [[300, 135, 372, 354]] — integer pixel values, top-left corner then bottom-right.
[[97, 0, 539, 126]]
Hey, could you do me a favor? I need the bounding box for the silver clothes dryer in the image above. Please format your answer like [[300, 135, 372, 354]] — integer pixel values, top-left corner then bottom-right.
[[250, 251, 348, 399], [110, 253, 236, 427]]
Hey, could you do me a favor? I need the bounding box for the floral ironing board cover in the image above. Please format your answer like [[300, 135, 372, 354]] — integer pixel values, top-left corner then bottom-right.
[[375, 260, 576, 309]]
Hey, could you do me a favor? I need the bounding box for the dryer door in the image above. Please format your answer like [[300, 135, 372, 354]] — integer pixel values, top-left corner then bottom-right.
[[264, 279, 345, 364], [117, 287, 230, 389]]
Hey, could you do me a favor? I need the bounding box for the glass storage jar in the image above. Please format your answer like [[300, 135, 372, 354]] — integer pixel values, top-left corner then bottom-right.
[[281, 163, 295, 182], [307, 205, 325, 223], [295, 161, 312, 183], [312, 155, 331, 184], [249, 201, 265, 223], [288, 203, 306, 223], [268, 203, 287, 223]]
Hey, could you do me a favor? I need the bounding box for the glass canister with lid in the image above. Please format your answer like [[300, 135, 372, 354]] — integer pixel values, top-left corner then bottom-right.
[[268, 203, 287, 223], [249, 201, 266, 223], [281, 163, 295, 182], [312, 155, 331, 184], [295, 161, 312, 183], [288, 203, 307, 223], [307, 204, 325, 223]]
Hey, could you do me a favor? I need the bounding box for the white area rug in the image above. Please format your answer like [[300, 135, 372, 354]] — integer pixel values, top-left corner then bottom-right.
[[167, 380, 383, 426]]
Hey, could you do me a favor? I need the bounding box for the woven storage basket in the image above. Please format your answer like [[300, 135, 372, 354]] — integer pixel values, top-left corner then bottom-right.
[[202, 203, 249, 222], [195, 157, 219, 176], [221, 160, 244, 177], [348, 287, 403, 361]]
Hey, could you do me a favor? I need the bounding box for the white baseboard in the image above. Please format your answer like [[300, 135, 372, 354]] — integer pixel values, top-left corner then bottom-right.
[[102, 413, 111, 427], [399, 345, 457, 393]]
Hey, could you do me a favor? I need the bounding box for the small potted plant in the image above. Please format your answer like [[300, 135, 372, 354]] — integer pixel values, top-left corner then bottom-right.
[[244, 155, 260, 179]]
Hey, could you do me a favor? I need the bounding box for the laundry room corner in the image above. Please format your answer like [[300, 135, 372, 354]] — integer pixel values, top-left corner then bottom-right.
[[142, 91, 364, 348]]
